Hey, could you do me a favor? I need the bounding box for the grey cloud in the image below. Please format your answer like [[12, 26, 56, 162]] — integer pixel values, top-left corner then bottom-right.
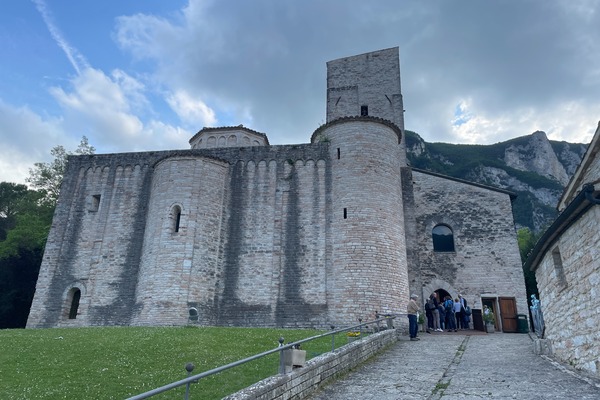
[[113, 0, 600, 145]]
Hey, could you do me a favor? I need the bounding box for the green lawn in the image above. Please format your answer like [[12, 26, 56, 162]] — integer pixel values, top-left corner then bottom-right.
[[0, 326, 347, 399]]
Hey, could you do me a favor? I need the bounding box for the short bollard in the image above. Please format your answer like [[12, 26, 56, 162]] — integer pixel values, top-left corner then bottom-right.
[[184, 363, 195, 400]]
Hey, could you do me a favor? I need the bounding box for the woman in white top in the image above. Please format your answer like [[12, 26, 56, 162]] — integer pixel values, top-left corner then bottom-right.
[[453, 298, 462, 330]]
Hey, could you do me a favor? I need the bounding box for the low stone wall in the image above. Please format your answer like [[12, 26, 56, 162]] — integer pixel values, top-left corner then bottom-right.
[[224, 329, 399, 400]]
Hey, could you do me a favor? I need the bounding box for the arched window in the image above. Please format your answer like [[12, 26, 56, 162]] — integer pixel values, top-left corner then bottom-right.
[[68, 288, 81, 319], [172, 205, 182, 233], [432, 224, 455, 252]]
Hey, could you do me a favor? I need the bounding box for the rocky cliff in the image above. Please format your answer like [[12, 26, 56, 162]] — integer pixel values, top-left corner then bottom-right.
[[406, 130, 588, 232]]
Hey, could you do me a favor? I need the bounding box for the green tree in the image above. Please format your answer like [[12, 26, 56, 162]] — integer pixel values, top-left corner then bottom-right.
[[0, 194, 54, 259], [0, 247, 44, 328], [0, 182, 30, 241], [26, 136, 95, 206], [0, 184, 53, 328], [517, 227, 540, 302], [1, 137, 95, 328]]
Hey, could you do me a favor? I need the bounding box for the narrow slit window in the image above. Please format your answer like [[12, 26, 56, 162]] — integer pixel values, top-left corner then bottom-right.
[[172, 205, 182, 233], [337, 148, 341, 159], [68, 289, 81, 319], [361, 105, 368, 116], [175, 211, 181, 232], [343, 208, 347, 219]]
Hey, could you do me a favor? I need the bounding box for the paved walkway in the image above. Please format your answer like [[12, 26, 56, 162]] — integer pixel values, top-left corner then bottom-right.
[[307, 331, 600, 399]]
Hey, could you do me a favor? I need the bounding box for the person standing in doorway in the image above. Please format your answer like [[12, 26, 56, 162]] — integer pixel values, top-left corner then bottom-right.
[[438, 301, 446, 331], [407, 294, 420, 341], [425, 296, 434, 333], [431, 293, 442, 332]]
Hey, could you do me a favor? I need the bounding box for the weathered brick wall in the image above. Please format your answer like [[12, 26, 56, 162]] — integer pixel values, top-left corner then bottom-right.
[[321, 118, 409, 326], [535, 206, 600, 376], [410, 170, 527, 316]]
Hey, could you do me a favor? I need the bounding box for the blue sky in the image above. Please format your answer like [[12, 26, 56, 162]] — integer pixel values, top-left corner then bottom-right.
[[2, 0, 600, 184]]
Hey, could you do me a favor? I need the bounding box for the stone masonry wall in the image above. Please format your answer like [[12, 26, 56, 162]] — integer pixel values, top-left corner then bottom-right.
[[326, 47, 406, 166], [133, 156, 229, 326], [217, 154, 330, 327], [28, 144, 336, 328], [535, 206, 600, 376], [323, 118, 409, 326], [410, 170, 527, 317], [28, 153, 156, 327]]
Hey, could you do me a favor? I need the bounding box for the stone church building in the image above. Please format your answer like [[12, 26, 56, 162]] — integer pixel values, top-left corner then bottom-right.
[[526, 122, 600, 376], [27, 47, 527, 330]]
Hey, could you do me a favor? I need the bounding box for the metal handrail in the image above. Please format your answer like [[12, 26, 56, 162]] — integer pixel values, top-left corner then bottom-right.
[[126, 316, 395, 400]]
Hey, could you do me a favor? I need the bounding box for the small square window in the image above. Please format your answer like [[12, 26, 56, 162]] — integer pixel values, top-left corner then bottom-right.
[[360, 105, 368, 116]]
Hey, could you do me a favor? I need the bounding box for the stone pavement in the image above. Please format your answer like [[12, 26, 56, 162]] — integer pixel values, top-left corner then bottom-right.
[[307, 331, 600, 399]]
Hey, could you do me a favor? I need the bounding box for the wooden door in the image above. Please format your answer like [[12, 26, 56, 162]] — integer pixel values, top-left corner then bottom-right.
[[499, 297, 517, 332]]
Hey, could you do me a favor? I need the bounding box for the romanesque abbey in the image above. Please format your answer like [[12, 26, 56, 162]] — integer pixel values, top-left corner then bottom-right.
[[27, 48, 527, 330]]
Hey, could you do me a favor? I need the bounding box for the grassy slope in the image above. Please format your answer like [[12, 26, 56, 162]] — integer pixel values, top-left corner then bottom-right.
[[0, 326, 347, 399]]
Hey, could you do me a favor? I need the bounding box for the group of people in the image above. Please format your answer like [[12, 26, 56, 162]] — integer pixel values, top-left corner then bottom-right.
[[406, 292, 470, 341]]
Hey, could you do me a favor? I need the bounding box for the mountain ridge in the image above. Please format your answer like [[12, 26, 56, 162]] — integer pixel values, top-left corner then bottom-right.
[[405, 130, 589, 232]]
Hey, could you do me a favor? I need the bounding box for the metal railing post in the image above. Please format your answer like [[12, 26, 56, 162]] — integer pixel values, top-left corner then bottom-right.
[[278, 337, 285, 374], [184, 363, 195, 400], [330, 325, 335, 352], [358, 318, 362, 339]]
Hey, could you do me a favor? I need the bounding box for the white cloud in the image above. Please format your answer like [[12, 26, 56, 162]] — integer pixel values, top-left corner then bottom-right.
[[0, 100, 69, 184], [450, 99, 599, 145], [46, 67, 193, 151], [166, 90, 217, 127], [143, 120, 191, 150], [49, 68, 144, 143], [32, 0, 89, 75], [4, 0, 600, 191]]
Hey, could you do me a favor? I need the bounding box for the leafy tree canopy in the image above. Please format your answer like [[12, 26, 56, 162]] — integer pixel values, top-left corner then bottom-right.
[[517, 227, 540, 263], [26, 136, 95, 206], [0, 182, 30, 240], [0, 183, 53, 328], [517, 227, 540, 302], [0, 185, 52, 259], [0, 138, 94, 327]]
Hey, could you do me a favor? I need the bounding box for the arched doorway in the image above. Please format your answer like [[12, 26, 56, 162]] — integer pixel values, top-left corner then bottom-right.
[[435, 288, 452, 302], [433, 288, 453, 331]]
